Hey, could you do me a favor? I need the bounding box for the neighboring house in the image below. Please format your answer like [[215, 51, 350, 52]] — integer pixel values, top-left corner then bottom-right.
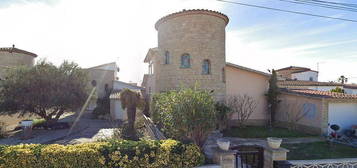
[[278, 80, 357, 94], [0, 45, 37, 80], [110, 81, 144, 120], [0, 45, 38, 130], [85, 62, 119, 111], [276, 66, 318, 81], [277, 89, 357, 135]]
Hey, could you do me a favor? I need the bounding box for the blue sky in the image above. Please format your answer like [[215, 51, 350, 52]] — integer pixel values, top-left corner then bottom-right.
[[0, 0, 356, 83]]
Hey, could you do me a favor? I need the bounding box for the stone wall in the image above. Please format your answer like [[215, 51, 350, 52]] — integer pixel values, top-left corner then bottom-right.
[[153, 10, 228, 99]]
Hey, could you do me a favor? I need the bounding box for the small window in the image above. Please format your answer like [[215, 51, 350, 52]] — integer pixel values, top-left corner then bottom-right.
[[202, 59, 211, 75], [309, 77, 313, 81], [181, 53, 191, 68], [164, 51, 170, 64]]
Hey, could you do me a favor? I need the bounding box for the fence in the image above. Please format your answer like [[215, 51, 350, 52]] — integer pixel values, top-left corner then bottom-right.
[[275, 158, 357, 168], [142, 114, 166, 140]]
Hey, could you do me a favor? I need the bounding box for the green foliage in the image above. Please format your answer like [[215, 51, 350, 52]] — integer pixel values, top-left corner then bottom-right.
[[266, 69, 280, 127], [151, 87, 216, 148], [330, 87, 345, 93], [0, 60, 88, 122], [338, 75, 348, 84], [214, 101, 232, 131], [0, 139, 204, 168]]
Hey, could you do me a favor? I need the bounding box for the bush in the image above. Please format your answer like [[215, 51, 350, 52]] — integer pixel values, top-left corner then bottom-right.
[[0, 139, 204, 168], [151, 87, 216, 148]]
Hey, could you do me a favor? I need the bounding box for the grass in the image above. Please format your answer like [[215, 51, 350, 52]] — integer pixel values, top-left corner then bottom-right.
[[282, 141, 357, 160], [222, 126, 313, 138]]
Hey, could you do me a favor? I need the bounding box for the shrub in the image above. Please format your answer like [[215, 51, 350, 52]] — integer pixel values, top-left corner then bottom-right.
[[215, 101, 232, 131], [151, 87, 216, 148], [0, 139, 203, 168]]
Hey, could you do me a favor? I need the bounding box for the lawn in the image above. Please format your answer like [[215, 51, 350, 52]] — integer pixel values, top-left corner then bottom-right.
[[222, 126, 313, 138], [282, 141, 357, 160]]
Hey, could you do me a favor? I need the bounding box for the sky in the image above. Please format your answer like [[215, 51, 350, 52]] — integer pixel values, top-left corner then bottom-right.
[[0, 0, 356, 84]]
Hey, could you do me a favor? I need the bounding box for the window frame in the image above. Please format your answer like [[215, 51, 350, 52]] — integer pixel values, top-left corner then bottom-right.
[[180, 53, 191, 68], [202, 59, 211, 75]]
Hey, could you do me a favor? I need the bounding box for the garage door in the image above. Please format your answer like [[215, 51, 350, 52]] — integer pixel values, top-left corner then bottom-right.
[[328, 103, 357, 131]]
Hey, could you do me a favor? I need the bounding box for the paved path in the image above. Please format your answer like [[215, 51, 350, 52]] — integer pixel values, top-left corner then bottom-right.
[[0, 112, 121, 145]]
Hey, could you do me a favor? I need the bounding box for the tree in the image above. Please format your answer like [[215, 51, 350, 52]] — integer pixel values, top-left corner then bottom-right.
[[0, 60, 88, 123], [151, 87, 216, 148], [330, 87, 345, 93], [227, 94, 257, 127], [119, 88, 142, 140], [338, 75, 348, 84], [278, 101, 310, 131], [266, 69, 280, 127]]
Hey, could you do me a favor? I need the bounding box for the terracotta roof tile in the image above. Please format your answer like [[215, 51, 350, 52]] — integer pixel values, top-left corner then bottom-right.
[[278, 80, 342, 87], [0, 47, 37, 57], [281, 89, 357, 99]]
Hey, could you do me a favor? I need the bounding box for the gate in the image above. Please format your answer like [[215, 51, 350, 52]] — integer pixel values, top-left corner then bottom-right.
[[231, 145, 264, 168]]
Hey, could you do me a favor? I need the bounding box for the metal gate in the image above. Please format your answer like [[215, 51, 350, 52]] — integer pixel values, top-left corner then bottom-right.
[[231, 145, 264, 168]]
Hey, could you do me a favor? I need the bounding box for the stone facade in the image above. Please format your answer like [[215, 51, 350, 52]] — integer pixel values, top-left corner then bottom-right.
[[0, 46, 36, 79], [144, 9, 229, 99]]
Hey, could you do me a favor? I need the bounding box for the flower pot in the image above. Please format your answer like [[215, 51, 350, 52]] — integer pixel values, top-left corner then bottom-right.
[[217, 138, 230, 151], [267, 137, 282, 149]]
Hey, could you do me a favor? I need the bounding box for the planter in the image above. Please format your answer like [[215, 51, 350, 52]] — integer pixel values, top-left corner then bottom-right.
[[217, 138, 230, 151], [267, 137, 282, 149], [20, 120, 33, 127]]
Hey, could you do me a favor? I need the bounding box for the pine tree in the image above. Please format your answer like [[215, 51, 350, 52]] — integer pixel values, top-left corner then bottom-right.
[[266, 69, 280, 127]]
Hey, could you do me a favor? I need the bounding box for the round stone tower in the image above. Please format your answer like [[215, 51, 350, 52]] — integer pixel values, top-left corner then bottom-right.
[[154, 9, 229, 99]]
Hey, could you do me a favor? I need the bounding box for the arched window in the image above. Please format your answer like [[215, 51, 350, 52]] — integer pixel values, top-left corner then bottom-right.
[[164, 51, 170, 64], [181, 53, 191, 68], [202, 59, 211, 75], [309, 77, 314, 81]]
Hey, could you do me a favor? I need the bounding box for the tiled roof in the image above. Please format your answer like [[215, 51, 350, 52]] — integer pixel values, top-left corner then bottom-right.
[[344, 84, 357, 89], [278, 80, 342, 87], [226, 62, 271, 77], [0, 47, 37, 57], [276, 66, 310, 72], [281, 89, 357, 99], [155, 9, 229, 30]]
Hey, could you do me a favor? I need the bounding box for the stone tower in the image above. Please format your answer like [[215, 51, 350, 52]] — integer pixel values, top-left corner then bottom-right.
[[151, 9, 229, 99]]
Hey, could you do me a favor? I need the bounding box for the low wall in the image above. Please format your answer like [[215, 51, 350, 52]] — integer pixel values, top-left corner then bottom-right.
[[275, 158, 357, 168]]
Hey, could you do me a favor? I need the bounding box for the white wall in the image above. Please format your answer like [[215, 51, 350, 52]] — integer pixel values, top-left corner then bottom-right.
[[328, 103, 357, 132], [344, 88, 357, 95], [110, 99, 127, 120], [307, 86, 337, 92], [291, 71, 318, 81]]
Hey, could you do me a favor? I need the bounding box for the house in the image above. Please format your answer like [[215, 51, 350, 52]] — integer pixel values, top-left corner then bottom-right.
[[277, 89, 357, 135], [0, 45, 38, 130], [278, 80, 357, 94], [276, 66, 318, 81], [0, 45, 37, 80], [140, 9, 271, 125]]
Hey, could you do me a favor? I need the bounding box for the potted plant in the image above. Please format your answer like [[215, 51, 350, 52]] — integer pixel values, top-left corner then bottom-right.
[[217, 138, 230, 151], [267, 137, 282, 149]]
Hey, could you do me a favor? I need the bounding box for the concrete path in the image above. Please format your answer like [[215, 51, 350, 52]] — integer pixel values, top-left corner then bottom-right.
[[0, 112, 121, 145]]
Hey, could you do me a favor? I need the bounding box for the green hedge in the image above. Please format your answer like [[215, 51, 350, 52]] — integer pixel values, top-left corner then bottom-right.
[[0, 139, 204, 168]]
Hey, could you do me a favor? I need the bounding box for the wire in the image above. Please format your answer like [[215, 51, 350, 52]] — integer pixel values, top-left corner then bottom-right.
[[217, 0, 357, 23], [279, 0, 357, 12]]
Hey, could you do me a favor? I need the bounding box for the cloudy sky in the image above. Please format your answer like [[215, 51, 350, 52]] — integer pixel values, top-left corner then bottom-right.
[[0, 0, 356, 84]]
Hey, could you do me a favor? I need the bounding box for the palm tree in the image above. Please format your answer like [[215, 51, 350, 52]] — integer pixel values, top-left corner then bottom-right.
[[338, 75, 348, 84], [120, 88, 141, 140]]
